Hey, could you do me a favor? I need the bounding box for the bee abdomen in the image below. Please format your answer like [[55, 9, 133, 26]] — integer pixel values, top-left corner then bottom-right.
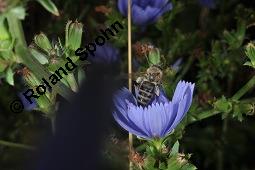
[[137, 82, 155, 106]]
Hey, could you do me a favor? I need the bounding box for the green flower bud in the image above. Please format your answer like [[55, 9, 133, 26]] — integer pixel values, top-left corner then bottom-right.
[[0, 17, 12, 50], [0, 20, 10, 40], [214, 96, 232, 113], [244, 43, 255, 68], [65, 20, 83, 51], [34, 33, 52, 53], [148, 49, 161, 66]]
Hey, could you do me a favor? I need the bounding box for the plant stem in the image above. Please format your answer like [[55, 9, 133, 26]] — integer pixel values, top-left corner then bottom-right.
[[0, 140, 36, 150], [128, 0, 133, 169], [232, 75, 255, 100], [189, 109, 221, 125], [6, 13, 27, 46], [174, 56, 194, 85], [189, 75, 255, 125]]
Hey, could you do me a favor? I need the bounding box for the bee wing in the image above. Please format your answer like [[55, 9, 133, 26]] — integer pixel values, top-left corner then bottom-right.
[[154, 85, 160, 96], [117, 72, 146, 81]]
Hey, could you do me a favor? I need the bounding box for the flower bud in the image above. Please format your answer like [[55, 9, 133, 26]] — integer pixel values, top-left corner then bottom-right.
[[0, 18, 12, 50], [34, 33, 52, 53], [244, 43, 255, 68], [148, 49, 161, 66], [65, 20, 83, 51]]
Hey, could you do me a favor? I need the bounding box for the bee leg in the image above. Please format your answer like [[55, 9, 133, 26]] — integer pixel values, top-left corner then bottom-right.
[[136, 77, 143, 84], [154, 85, 160, 96]]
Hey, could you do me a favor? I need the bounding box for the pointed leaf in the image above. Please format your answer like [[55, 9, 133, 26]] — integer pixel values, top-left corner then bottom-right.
[[171, 141, 180, 155], [6, 67, 14, 85], [9, 6, 26, 20], [36, 0, 59, 16]]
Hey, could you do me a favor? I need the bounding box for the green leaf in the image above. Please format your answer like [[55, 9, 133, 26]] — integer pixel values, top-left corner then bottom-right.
[[144, 156, 157, 170], [0, 16, 11, 41], [0, 58, 8, 72], [9, 6, 26, 20], [65, 73, 78, 92], [167, 154, 197, 170], [245, 43, 255, 66], [6, 67, 14, 85], [77, 68, 85, 87], [30, 48, 49, 64], [244, 61, 254, 68], [170, 141, 179, 156], [36, 0, 59, 16]]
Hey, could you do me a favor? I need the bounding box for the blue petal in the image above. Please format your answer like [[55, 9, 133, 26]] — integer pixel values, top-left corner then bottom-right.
[[118, 0, 173, 26], [152, 0, 169, 8], [163, 81, 195, 134], [137, 0, 152, 9], [171, 58, 183, 72], [170, 93, 189, 130], [113, 88, 150, 138], [143, 102, 176, 138], [18, 93, 36, 111], [113, 110, 149, 139], [149, 1, 173, 23], [90, 43, 120, 64], [151, 88, 169, 104], [132, 5, 161, 26], [127, 104, 151, 137], [118, 0, 128, 16], [172, 81, 195, 113], [199, 0, 216, 9], [114, 87, 137, 112]]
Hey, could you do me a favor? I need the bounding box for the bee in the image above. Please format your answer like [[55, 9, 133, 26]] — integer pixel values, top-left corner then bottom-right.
[[135, 65, 163, 106]]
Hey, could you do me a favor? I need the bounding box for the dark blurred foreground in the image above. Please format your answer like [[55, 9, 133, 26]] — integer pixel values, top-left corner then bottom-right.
[[33, 63, 121, 170]]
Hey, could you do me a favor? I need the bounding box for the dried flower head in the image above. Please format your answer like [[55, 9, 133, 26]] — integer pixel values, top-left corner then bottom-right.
[[177, 153, 188, 164], [130, 151, 144, 167], [0, 0, 7, 13], [17, 67, 31, 78], [95, 5, 112, 15], [133, 42, 155, 58]]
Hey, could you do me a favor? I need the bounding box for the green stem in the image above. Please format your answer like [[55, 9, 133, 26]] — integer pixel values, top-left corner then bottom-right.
[[0, 140, 36, 150], [189, 109, 221, 125], [232, 75, 255, 100], [189, 75, 255, 125], [6, 13, 27, 46], [174, 56, 194, 85]]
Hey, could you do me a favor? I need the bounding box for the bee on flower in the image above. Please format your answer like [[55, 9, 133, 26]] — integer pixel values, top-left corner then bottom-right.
[[113, 81, 195, 140]]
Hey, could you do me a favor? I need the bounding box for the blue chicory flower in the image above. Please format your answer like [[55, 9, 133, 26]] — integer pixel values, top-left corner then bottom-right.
[[88, 43, 120, 64], [113, 81, 195, 140], [199, 0, 216, 9], [118, 0, 173, 26]]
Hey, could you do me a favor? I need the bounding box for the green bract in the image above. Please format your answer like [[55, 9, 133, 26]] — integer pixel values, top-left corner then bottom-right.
[[148, 49, 161, 66], [34, 33, 52, 53], [244, 43, 255, 68], [65, 20, 83, 51]]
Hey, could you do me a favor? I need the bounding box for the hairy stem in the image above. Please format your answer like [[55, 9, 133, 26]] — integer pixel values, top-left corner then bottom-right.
[[174, 56, 194, 85], [0, 140, 36, 150], [232, 75, 255, 100]]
